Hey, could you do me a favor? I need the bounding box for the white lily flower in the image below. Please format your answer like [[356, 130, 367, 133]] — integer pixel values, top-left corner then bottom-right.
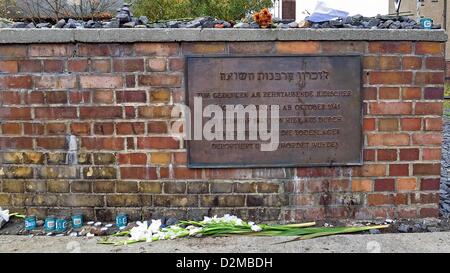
[[0, 207, 9, 222], [250, 224, 262, 232], [149, 219, 162, 233], [188, 227, 203, 236], [203, 216, 212, 223], [186, 225, 196, 230], [130, 221, 151, 241]]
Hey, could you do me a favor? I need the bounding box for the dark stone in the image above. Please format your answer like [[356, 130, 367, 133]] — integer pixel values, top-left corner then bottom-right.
[[55, 19, 66, 28], [380, 19, 394, 29], [122, 21, 136, 28], [398, 223, 413, 233], [432, 24, 441, 29], [165, 217, 179, 226], [84, 20, 95, 28], [330, 20, 343, 28], [36, 22, 51, 28], [105, 19, 120, 28], [202, 20, 216, 28], [249, 23, 260, 29], [369, 229, 381, 234], [116, 13, 131, 24], [26, 22, 36, 28], [139, 16, 149, 25], [367, 18, 380, 28], [185, 20, 202, 28], [167, 21, 180, 28], [12, 22, 28, 28]]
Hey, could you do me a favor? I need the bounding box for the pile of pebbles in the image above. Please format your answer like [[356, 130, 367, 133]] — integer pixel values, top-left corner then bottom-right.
[[2, 3, 441, 29]]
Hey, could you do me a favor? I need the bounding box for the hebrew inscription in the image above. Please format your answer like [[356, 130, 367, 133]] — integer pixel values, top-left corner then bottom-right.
[[186, 56, 362, 168]]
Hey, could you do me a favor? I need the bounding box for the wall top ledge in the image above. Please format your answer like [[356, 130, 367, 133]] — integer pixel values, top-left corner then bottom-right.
[[0, 28, 447, 43]]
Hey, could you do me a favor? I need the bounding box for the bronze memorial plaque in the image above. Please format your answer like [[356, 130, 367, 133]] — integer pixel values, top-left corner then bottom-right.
[[186, 55, 362, 168]]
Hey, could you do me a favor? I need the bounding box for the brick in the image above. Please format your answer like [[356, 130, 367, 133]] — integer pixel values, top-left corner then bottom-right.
[[397, 178, 417, 191], [415, 42, 444, 55], [116, 90, 146, 103], [174, 152, 187, 165], [0, 45, 27, 57], [421, 178, 440, 191], [91, 59, 111, 72], [93, 153, 116, 165], [35, 75, 77, 89], [0, 108, 31, 120], [402, 87, 421, 100], [413, 163, 441, 175], [415, 72, 444, 85], [374, 179, 395, 191], [116, 181, 139, 193], [116, 122, 145, 135], [70, 123, 91, 135], [5, 167, 33, 179], [106, 194, 152, 207], [150, 89, 171, 102], [377, 149, 397, 161], [80, 75, 123, 89], [134, 43, 179, 56], [401, 118, 421, 131], [43, 59, 64, 73], [93, 181, 115, 193], [275, 41, 320, 54], [68, 59, 88, 72], [113, 58, 144, 72], [138, 74, 181, 87], [2, 123, 21, 134], [46, 153, 67, 164], [0, 75, 32, 89], [80, 106, 122, 119], [148, 121, 168, 133], [168, 58, 185, 71], [30, 44, 73, 56], [363, 56, 378, 69], [83, 167, 116, 179], [424, 118, 442, 131], [364, 149, 376, 161], [154, 195, 197, 207], [81, 137, 124, 150], [367, 134, 409, 146], [0, 91, 21, 104], [120, 167, 157, 179], [201, 195, 245, 207], [425, 57, 445, 70], [363, 118, 375, 131], [321, 41, 366, 53], [379, 87, 400, 100], [46, 123, 66, 134], [370, 102, 412, 115], [92, 90, 114, 104], [137, 137, 179, 149], [399, 148, 419, 161], [355, 164, 387, 177], [147, 58, 166, 72], [47, 180, 70, 193], [351, 179, 372, 192], [18, 60, 41, 72], [46, 91, 68, 104], [139, 182, 162, 193], [0, 137, 32, 149], [0, 60, 18, 73], [420, 208, 439, 218], [70, 181, 92, 193], [173, 167, 202, 179], [23, 152, 44, 164], [36, 137, 67, 149], [182, 42, 226, 54], [229, 42, 275, 54], [369, 72, 412, 84], [422, 148, 441, 160], [402, 56, 422, 70], [363, 87, 377, 100], [118, 153, 147, 165], [35, 107, 77, 119], [151, 152, 171, 164], [369, 42, 412, 53], [378, 118, 398, 131], [164, 182, 186, 194], [39, 166, 78, 179], [94, 122, 114, 135], [415, 102, 442, 115], [379, 56, 401, 70], [424, 88, 443, 100], [78, 44, 133, 57], [389, 164, 409, 176], [412, 133, 442, 145]]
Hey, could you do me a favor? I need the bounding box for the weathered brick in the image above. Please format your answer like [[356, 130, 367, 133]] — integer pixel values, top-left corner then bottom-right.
[[378, 118, 398, 131], [389, 164, 409, 176], [1, 123, 21, 134], [120, 167, 157, 179], [150, 152, 171, 164], [367, 134, 409, 146], [113, 58, 144, 72], [0, 137, 32, 149], [182, 42, 226, 54], [60, 194, 104, 207], [422, 148, 441, 160], [35, 75, 76, 89], [415, 42, 444, 55], [91, 59, 111, 72], [68, 59, 89, 72], [377, 149, 397, 161], [80, 75, 123, 89], [275, 42, 320, 54], [147, 58, 166, 72], [116, 181, 139, 193], [47, 180, 70, 193], [0, 76, 32, 89], [415, 102, 442, 115], [412, 133, 442, 145], [134, 43, 179, 56], [70, 181, 92, 193], [413, 163, 441, 175], [415, 72, 444, 85], [93, 181, 115, 193], [401, 118, 422, 131], [420, 178, 440, 191], [83, 167, 117, 179], [200, 195, 245, 207], [402, 56, 422, 70], [154, 195, 197, 207], [2, 180, 25, 192], [148, 121, 168, 133], [81, 137, 124, 150], [116, 90, 146, 103], [351, 179, 372, 192], [43, 59, 64, 73], [137, 137, 179, 149], [93, 153, 116, 165], [138, 74, 182, 87], [139, 182, 162, 193], [94, 122, 114, 135], [35, 107, 77, 119], [0, 60, 18, 73], [399, 148, 420, 161], [164, 182, 186, 194], [370, 102, 412, 115], [369, 42, 412, 54], [424, 87, 444, 100], [39, 167, 78, 179], [150, 89, 171, 102], [229, 42, 275, 54], [369, 72, 413, 84], [397, 178, 417, 191], [210, 182, 233, 193], [36, 137, 67, 149], [80, 107, 122, 119]]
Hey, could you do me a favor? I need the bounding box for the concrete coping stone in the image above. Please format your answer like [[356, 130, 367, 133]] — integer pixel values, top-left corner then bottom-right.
[[0, 28, 446, 43]]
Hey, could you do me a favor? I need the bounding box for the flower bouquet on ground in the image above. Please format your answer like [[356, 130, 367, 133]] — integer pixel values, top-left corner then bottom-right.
[[99, 214, 389, 246]]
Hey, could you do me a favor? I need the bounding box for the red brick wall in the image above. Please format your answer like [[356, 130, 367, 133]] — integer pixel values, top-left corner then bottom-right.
[[0, 41, 445, 222]]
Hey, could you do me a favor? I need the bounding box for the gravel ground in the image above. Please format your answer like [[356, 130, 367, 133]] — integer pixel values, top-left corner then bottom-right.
[[1, 232, 450, 253], [441, 114, 450, 216]]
